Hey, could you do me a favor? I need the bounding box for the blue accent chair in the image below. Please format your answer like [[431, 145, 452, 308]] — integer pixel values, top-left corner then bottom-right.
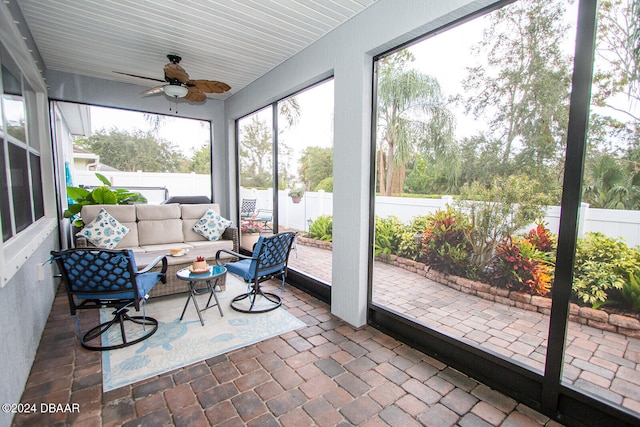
[[216, 232, 296, 313], [51, 248, 167, 351]]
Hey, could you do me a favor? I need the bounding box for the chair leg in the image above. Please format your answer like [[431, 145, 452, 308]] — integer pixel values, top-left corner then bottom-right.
[[81, 306, 158, 351], [230, 282, 282, 313]]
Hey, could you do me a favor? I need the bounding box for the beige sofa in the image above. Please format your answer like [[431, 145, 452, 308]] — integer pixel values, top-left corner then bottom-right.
[[75, 203, 239, 297]]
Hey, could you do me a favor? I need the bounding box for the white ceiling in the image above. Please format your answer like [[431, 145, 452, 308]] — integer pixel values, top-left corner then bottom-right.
[[16, 0, 376, 100]]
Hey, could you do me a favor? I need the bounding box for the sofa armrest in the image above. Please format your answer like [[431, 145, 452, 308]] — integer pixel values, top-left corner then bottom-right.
[[222, 226, 239, 253]]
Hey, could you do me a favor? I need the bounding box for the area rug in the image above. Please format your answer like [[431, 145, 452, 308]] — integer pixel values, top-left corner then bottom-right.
[[100, 275, 306, 391]]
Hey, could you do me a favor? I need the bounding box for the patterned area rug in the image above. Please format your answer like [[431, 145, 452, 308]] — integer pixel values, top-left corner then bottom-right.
[[100, 274, 306, 391]]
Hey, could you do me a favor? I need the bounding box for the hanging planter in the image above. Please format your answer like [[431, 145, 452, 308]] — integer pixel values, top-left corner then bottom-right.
[[288, 188, 304, 204]]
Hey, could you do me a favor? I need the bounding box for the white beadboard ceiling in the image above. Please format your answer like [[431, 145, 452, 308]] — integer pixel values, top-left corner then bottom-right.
[[16, 0, 376, 100]]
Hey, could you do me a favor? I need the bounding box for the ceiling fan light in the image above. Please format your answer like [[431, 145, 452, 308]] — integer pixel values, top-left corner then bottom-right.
[[163, 84, 188, 98]]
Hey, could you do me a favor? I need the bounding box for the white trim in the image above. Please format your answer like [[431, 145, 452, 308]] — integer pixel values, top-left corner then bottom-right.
[[1, 217, 56, 287]]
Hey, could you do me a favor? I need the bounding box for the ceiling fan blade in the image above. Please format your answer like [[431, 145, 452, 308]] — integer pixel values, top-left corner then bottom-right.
[[140, 85, 165, 96], [114, 71, 165, 83], [164, 63, 190, 84], [188, 79, 231, 94], [184, 86, 206, 102]]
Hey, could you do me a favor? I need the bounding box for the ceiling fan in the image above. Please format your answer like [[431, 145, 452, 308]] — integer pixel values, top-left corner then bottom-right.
[[116, 54, 231, 102]]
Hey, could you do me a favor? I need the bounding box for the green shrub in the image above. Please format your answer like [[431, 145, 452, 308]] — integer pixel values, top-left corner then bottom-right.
[[621, 272, 640, 311], [308, 215, 333, 241], [397, 216, 431, 260], [315, 177, 333, 192], [572, 232, 640, 308], [374, 216, 405, 262], [421, 207, 473, 276], [457, 176, 550, 273]]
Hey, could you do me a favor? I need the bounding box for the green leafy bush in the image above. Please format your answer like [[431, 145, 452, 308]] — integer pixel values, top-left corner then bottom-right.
[[621, 272, 640, 311], [374, 216, 405, 261], [315, 177, 333, 192], [64, 173, 147, 226], [421, 207, 473, 276], [457, 176, 550, 273], [572, 232, 640, 308], [397, 216, 430, 260], [308, 215, 333, 241]]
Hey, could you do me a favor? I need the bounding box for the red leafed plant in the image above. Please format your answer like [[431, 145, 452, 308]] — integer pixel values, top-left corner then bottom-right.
[[195, 256, 205, 262], [487, 235, 554, 296], [524, 220, 556, 252]]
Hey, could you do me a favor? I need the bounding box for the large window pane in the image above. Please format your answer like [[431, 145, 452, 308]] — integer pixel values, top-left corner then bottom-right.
[[277, 80, 334, 284], [2, 55, 25, 142], [30, 152, 43, 220], [8, 143, 32, 233], [238, 107, 273, 250], [563, 0, 640, 415], [0, 139, 11, 241], [372, 0, 578, 376]]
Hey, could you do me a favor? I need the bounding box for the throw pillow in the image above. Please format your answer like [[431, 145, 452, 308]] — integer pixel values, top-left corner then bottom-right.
[[76, 208, 130, 249], [193, 209, 232, 241]]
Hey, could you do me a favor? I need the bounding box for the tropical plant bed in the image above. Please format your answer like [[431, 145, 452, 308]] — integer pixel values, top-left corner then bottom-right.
[[376, 253, 640, 338]]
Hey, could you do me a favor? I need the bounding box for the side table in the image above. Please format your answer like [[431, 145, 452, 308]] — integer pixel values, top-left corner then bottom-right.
[[176, 265, 226, 326]]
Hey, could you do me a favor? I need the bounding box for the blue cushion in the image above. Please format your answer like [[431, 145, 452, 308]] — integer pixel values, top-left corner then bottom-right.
[[225, 259, 253, 281], [226, 259, 285, 282]]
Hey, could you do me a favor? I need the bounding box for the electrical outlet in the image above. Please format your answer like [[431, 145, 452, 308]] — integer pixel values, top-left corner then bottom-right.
[[37, 263, 45, 281]]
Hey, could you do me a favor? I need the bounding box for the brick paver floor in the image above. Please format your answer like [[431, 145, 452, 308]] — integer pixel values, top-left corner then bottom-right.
[[12, 273, 564, 426], [289, 244, 640, 416]]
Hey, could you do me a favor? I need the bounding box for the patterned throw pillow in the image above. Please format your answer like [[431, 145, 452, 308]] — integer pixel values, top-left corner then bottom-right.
[[76, 208, 130, 249], [193, 209, 232, 241]]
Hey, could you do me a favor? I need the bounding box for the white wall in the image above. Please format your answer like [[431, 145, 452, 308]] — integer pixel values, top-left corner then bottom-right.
[[0, 3, 59, 426], [225, 0, 498, 326]]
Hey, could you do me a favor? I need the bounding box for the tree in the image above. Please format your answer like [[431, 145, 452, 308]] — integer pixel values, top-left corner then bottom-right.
[[377, 50, 454, 196], [75, 128, 186, 172], [239, 116, 273, 188], [189, 144, 211, 174], [583, 153, 640, 209], [298, 146, 333, 191], [462, 0, 572, 173]]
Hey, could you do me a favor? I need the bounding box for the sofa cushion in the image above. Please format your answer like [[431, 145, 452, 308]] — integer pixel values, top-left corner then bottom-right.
[[137, 203, 181, 220], [139, 242, 193, 253], [79, 205, 140, 248], [193, 209, 232, 241], [138, 218, 184, 245], [81, 204, 137, 224], [181, 204, 226, 241], [76, 208, 130, 249], [181, 203, 220, 219], [182, 219, 207, 242]]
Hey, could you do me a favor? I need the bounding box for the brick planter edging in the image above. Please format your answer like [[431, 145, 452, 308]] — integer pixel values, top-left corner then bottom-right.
[[297, 236, 640, 337], [376, 253, 640, 338]]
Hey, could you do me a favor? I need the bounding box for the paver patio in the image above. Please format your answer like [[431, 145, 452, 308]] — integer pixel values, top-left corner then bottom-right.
[[288, 243, 640, 415]]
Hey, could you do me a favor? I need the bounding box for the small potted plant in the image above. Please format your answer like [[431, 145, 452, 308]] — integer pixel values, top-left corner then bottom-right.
[[241, 221, 263, 235], [288, 188, 304, 203]]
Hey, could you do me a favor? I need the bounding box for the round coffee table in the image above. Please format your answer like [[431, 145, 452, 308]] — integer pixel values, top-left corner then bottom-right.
[[176, 265, 226, 326]]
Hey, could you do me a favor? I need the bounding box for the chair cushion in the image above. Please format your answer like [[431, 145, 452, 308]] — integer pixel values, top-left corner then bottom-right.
[[76, 208, 130, 249], [193, 209, 232, 241], [225, 258, 285, 282]]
